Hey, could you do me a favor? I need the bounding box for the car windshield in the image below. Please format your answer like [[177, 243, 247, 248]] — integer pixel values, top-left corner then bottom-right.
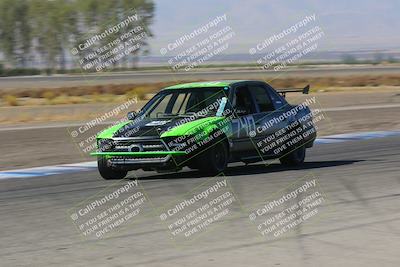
[[139, 87, 230, 119]]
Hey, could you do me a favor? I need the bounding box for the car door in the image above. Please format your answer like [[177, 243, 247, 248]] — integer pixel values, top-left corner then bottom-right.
[[265, 84, 315, 149], [248, 82, 293, 157], [230, 84, 258, 156]]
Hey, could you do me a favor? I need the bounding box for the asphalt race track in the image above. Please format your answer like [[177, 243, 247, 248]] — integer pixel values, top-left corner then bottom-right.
[[0, 135, 399, 267]]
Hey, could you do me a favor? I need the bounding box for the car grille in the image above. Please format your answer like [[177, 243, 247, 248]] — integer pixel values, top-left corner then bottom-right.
[[112, 138, 168, 152], [109, 154, 172, 165]]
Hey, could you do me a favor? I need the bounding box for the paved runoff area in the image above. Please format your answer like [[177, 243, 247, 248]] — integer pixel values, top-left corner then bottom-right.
[[0, 135, 399, 266]]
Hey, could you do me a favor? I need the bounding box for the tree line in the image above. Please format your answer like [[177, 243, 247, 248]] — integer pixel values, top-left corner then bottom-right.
[[0, 0, 154, 72]]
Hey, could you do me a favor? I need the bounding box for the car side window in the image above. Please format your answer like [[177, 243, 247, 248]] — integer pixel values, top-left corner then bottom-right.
[[234, 86, 256, 115], [249, 85, 275, 112], [265, 85, 288, 110]]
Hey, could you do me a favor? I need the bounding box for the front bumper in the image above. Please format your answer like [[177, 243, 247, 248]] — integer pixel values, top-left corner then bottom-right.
[[90, 151, 188, 168], [92, 136, 193, 170]]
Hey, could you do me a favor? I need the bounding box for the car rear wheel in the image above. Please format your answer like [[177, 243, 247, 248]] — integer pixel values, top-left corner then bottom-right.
[[97, 157, 127, 180], [197, 139, 228, 175], [279, 145, 306, 166]]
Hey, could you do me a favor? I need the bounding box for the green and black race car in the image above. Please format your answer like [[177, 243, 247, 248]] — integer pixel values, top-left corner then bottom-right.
[[91, 80, 317, 179]]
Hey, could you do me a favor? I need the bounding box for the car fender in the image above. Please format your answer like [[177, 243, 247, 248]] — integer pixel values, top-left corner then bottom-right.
[[160, 116, 232, 142]]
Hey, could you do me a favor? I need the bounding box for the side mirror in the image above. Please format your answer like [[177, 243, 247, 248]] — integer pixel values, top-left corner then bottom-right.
[[127, 111, 138, 120]]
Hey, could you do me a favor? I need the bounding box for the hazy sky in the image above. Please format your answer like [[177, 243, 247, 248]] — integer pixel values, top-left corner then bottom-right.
[[147, 0, 400, 55]]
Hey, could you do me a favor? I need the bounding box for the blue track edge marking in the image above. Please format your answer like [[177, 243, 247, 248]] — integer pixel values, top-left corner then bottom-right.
[[1, 130, 400, 180]]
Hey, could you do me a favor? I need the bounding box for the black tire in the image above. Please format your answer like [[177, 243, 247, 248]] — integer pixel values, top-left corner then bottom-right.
[[97, 157, 127, 180], [186, 160, 199, 170], [197, 139, 229, 175], [279, 145, 306, 166]]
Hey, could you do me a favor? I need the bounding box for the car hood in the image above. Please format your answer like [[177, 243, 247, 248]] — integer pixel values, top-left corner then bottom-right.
[[97, 116, 227, 139]]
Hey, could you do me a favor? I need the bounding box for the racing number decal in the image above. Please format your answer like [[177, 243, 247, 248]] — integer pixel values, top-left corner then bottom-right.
[[236, 115, 256, 138]]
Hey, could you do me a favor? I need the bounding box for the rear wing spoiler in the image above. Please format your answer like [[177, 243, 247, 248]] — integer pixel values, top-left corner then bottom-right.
[[276, 85, 310, 98]]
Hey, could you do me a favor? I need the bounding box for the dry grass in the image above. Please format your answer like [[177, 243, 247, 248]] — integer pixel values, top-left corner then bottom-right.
[[1, 82, 177, 99], [41, 91, 57, 100], [0, 82, 173, 106], [268, 75, 400, 91], [125, 86, 155, 100], [1, 75, 400, 106], [2, 95, 18, 106]]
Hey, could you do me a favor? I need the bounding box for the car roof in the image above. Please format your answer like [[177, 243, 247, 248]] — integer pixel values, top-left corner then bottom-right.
[[163, 80, 259, 90]]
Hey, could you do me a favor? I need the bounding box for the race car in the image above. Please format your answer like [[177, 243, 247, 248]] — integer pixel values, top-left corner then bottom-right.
[[91, 80, 317, 179]]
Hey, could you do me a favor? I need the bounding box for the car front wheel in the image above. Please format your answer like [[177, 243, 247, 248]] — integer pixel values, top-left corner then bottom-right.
[[97, 157, 127, 180], [197, 140, 228, 175]]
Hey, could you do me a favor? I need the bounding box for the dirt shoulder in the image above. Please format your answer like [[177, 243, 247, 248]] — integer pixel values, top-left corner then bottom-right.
[[1, 86, 400, 126]]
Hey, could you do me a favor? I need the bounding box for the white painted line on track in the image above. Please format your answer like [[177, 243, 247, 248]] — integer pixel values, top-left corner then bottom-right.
[[0, 122, 112, 132], [314, 130, 400, 144], [0, 161, 96, 180], [1, 130, 400, 180], [321, 103, 400, 112]]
